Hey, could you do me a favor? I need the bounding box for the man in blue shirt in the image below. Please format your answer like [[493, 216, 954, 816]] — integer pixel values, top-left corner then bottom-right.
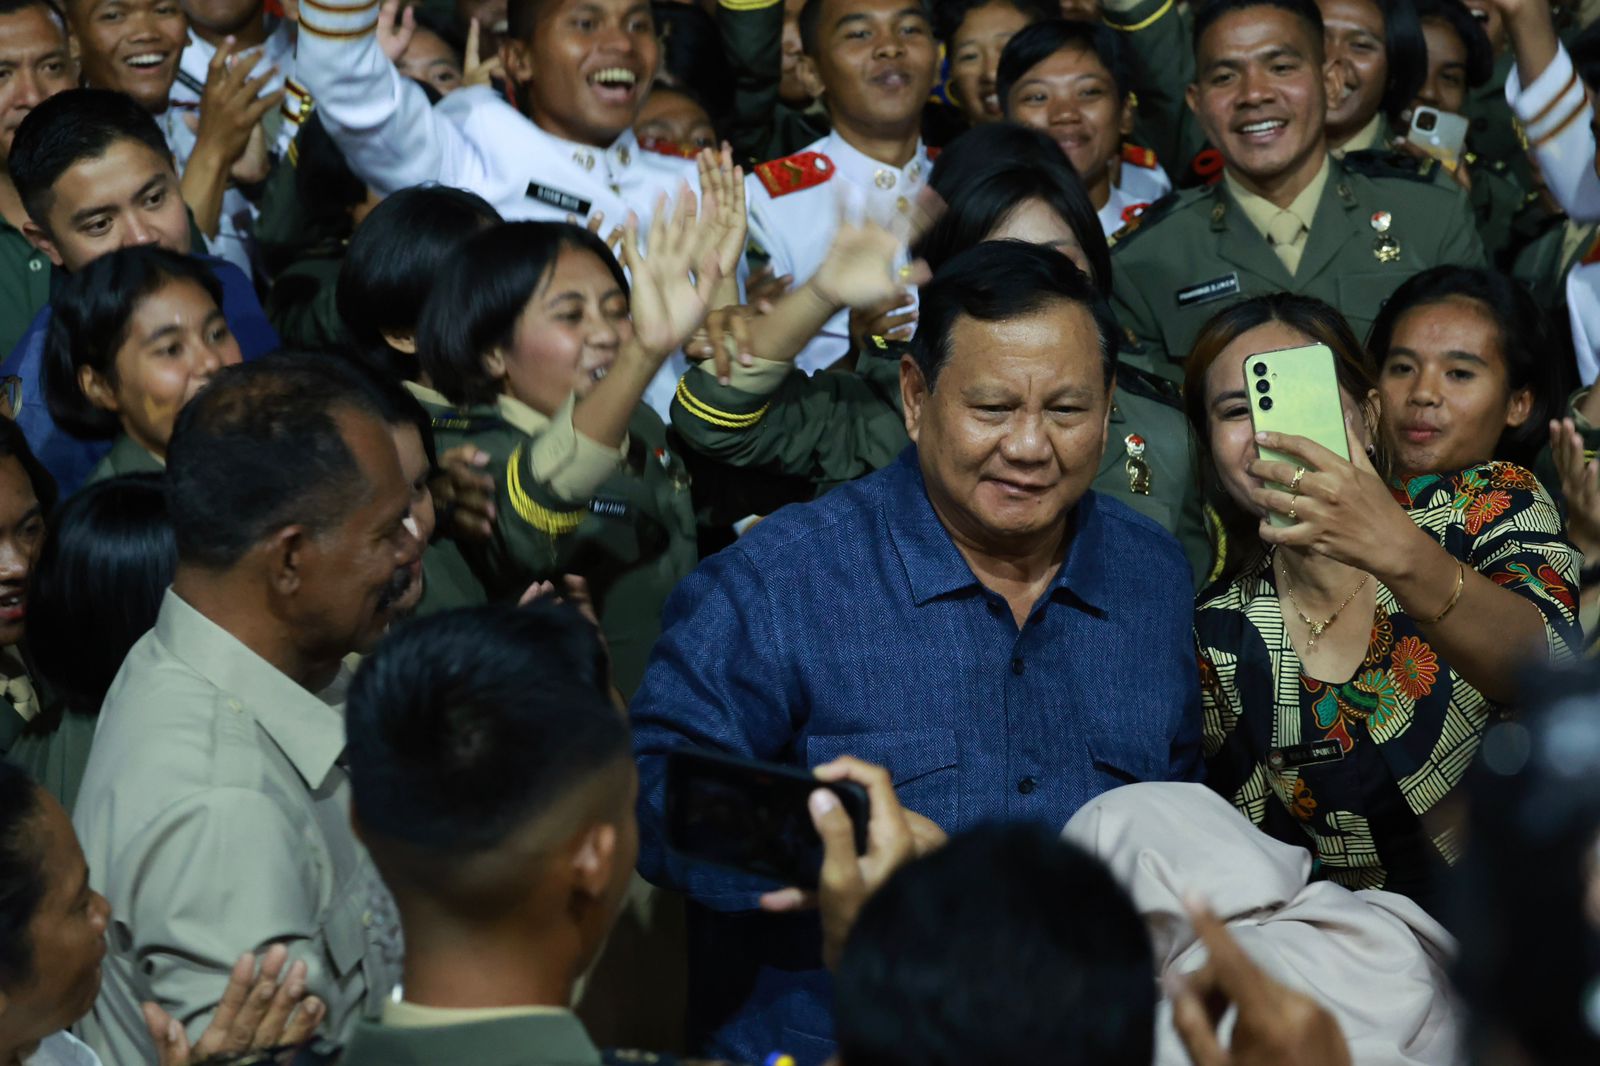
[[632, 241, 1203, 1065], [0, 89, 278, 493]]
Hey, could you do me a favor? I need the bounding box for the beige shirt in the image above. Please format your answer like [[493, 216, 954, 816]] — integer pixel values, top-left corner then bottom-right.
[[72, 590, 400, 1064], [1225, 158, 1332, 275], [1335, 112, 1386, 156], [495, 393, 625, 504]]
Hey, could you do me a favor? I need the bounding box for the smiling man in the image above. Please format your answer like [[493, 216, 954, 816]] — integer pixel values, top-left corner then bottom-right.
[[632, 241, 1200, 1066], [742, 0, 939, 372], [1107, 0, 1483, 377]]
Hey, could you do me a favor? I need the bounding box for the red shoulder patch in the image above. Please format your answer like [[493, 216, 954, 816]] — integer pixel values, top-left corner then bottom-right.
[[1122, 143, 1158, 169], [925, 146, 942, 162], [1121, 201, 1151, 224], [639, 136, 699, 159], [753, 151, 834, 198]]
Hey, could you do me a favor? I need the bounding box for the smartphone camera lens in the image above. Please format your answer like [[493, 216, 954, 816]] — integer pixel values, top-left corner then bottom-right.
[[1416, 110, 1437, 132], [1259, 396, 1274, 411], [1251, 363, 1268, 377], [1254, 379, 1270, 394]]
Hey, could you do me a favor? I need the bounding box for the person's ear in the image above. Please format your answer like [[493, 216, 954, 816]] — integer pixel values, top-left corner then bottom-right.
[[264, 526, 311, 600], [78, 365, 120, 413], [797, 54, 824, 101], [1361, 388, 1383, 447], [23, 219, 62, 269], [900, 355, 929, 443], [1119, 93, 1136, 137], [482, 348, 508, 382], [381, 329, 417, 355], [502, 37, 535, 90], [1505, 385, 1534, 429], [571, 821, 619, 900]]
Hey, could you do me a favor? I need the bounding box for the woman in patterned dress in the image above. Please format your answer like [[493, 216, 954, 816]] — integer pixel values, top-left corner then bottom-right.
[[1186, 293, 1579, 914]]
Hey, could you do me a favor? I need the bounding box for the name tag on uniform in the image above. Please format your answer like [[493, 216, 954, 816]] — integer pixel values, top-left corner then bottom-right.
[[1175, 273, 1240, 308], [527, 182, 592, 215], [1267, 740, 1345, 771], [590, 495, 632, 520]]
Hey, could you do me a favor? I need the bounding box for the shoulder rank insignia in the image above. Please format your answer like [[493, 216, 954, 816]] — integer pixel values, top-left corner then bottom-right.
[[753, 151, 834, 198], [1107, 192, 1178, 249], [1188, 147, 1225, 186], [639, 136, 698, 159], [1120, 201, 1151, 225], [1122, 143, 1159, 170]]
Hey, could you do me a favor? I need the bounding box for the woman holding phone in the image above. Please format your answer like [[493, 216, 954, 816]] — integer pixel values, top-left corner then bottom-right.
[[1186, 293, 1578, 914]]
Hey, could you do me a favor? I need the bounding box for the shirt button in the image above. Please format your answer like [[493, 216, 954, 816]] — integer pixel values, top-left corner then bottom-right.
[[1011, 656, 1024, 675], [362, 909, 374, 927], [1017, 776, 1037, 794], [27, 259, 41, 272]]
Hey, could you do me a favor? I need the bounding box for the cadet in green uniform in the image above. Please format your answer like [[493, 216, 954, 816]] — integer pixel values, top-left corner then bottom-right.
[[717, 0, 829, 164], [39, 246, 242, 486], [1102, 0, 1209, 183], [1108, 0, 1484, 378], [417, 212, 719, 697]]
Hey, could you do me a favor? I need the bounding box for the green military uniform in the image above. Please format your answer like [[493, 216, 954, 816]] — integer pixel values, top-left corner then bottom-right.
[[717, 0, 829, 165], [1514, 216, 1596, 321], [0, 215, 51, 363], [1105, 0, 1210, 185], [431, 397, 697, 698], [84, 434, 163, 485], [415, 539, 488, 617], [1109, 153, 1486, 375], [0, 654, 91, 812], [1464, 51, 1538, 197], [670, 342, 1215, 584], [265, 253, 348, 350]]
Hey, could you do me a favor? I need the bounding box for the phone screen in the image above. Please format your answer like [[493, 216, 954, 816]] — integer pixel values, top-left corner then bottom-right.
[[665, 749, 869, 888]]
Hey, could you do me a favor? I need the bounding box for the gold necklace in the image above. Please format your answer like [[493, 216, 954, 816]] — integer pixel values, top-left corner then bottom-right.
[[1277, 555, 1369, 650]]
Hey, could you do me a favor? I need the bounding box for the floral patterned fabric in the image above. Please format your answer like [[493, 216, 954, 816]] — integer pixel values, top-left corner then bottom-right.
[[1196, 462, 1581, 911]]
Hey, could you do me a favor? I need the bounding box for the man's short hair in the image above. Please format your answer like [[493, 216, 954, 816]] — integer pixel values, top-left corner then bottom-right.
[[799, 0, 934, 57], [164, 352, 387, 570], [345, 603, 626, 905], [8, 89, 173, 230], [835, 823, 1155, 1066], [1190, 0, 1325, 63], [909, 240, 1119, 389], [0, 0, 66, 29]]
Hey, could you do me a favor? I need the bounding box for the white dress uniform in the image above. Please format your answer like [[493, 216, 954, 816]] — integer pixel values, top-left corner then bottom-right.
[[296, 0, 700, 417], [744, 131, 931, 374], [1116, 151, 1172, 205], [1097, 173, 1171, 237], [163, 21, 299, 279], [1507, 45, 1600, 222]]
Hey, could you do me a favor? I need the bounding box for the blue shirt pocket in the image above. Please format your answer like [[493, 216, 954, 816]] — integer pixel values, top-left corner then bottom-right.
[[803, 728, 960, 830], [1085, 731, 1170, 795]]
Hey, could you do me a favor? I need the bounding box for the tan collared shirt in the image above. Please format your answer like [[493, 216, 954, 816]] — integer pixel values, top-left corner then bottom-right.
[[1225, 158, 1332, 275], [383, 1001, 570, 1028], [495, 393, 625, 505], [1335, 112, 1386, 156], [72, 590, 401, 1064]]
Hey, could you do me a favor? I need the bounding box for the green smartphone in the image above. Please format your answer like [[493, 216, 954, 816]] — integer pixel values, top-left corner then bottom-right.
[[1245, 344, 1351, 528]]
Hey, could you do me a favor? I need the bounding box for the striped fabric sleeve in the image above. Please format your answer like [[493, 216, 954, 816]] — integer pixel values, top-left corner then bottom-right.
[[1507, 46, 1600, 223]]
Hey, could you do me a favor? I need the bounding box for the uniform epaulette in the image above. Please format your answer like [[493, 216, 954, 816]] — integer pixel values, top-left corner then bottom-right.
[[1122, 143, 1159, 170], [1340, 150, 1439, 183], [1118, 362, 1183, 409], [639, 136, 698, 159], [1107, 191, 1180, 249], [753, 151, 834, 198]]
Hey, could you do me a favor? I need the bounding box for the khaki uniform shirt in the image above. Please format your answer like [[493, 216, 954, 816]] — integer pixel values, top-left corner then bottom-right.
[[340, 1006, 601, 1066], [1223, 160, 1331, 275], [84, 434, 163, 486], [72, 590, 400, 1064]]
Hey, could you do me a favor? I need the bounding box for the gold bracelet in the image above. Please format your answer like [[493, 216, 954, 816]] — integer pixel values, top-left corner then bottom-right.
[[1416, 561, 1465, 625]]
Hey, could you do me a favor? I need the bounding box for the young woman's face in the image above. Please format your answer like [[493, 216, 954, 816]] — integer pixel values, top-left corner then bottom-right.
[[1203, 320, 1370, 517], [1005, 44, 1131, 204], [983, 196, 1092, 281], [0, 456, 42, 649], [1415, 16, 1469, 115], [83, 277, 240, 458], [1378, 297, 1531, 479], [396, 27, 465, 96], [947, 0, 1034, 124], [490, 246, 631, 416]]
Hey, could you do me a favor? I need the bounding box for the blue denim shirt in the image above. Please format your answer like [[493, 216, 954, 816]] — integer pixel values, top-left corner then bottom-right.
[[1, 254, 279, 495], [631, 447, 1201, 1065]]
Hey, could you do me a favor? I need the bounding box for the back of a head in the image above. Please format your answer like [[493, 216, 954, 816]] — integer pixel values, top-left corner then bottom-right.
[[919, 122, 1111, 294], [9, 88, 169, 229], [335, 184, 502, 376], [26, 474, 173, 716], [835, 823, 1155, 1066], [0, 760, 45, 992], [1191, 0, 1325, 60], [345, 603, 626, 912], [165, 353, 384, 570], [911, 240, 1117, 389]]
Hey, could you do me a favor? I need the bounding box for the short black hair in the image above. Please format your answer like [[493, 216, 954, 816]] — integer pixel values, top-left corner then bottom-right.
[[1413, 0, 1493, 88], [346, 603, 626, 901], [931, 0, 1051, 45], [1375, 0, 1429, 123], [290, 111, 369, 237], [836, 823, 1155, 1066], [417, 221, 627, 407], [43, 246, 223, 441], [165, 352, 387, 569], [336, 184, 501, 383], [800, 0, 934, 56], [997, 17, 1134, 104], [653, 1, 735, 127], [9, 88, 173, 231], [0, 761, 45, 991], [0, 414, 57, 518], [26, 474, 174, 717], [917, 122, 1111, 296], [1366, 265, 1558, 468], [333, 352, 440, 469], [910, 240, 1118, 389], [1191, 0, 1325, 64]]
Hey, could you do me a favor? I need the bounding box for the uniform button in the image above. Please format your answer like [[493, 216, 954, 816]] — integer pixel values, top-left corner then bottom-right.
[[227, 699, 243, 713], [1011, 656, 1024, 675], [1017, 776, 1037, 794], [362, 909, 374, 928], [27, 259, 41, 272]]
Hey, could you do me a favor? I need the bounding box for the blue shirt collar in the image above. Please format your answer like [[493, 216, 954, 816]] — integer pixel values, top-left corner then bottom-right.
[[884, 447, 1111, 614]]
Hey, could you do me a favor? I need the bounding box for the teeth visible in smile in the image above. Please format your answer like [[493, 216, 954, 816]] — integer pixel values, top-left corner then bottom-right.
[[1240, 120, 1285, 134], [126, 53, 166, 67], [0, 593, 23, 608], [590, 365, 609, 382], [590, 67, 636, 86]]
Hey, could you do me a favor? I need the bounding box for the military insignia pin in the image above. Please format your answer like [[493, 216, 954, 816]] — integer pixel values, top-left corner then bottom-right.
[[1124, 433, 1152, 495], [1370, 210, 1400, 263]]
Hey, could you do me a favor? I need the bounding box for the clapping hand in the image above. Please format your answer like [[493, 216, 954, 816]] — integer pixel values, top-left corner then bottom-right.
[[187, 40, 283, 182], [377, 0, 417, 61], [692, 144, 748, 285], [432, 444, 496, 541], [1550, 417, 1600, 559], [142, 945, 324, 1066], [620, 187, 723, 362]]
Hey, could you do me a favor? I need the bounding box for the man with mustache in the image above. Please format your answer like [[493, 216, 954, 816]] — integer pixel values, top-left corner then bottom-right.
[[1107, 0, 1484, 377], [70, 353, 420, 1065]]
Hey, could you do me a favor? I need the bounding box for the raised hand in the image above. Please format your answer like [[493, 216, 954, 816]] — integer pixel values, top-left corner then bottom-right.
[[619, 187, 723, 362], [692, 144, 748, 282], [190, 40, 283, 174], [377, 0, 417, 61], [463, 18, 505, 88], [806, 196, 936, 312], [1550, 417, 1600, 559], [142, 945, 325, 1066]]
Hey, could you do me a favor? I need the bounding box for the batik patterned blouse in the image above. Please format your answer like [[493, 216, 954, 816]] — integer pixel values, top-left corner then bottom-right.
[[1196, 462, 1581, 909]]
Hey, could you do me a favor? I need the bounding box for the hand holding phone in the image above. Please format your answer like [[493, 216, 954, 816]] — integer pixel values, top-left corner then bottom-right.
[[1245, 344, 1351, 528], [1407, 106, 1470, 168]]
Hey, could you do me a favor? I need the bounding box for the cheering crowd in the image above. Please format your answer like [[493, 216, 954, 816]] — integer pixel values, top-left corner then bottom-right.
[[0, 0, 1599, 1058]]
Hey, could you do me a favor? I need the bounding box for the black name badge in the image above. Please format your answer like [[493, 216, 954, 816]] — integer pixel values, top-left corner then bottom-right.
[[526, 182, 592, 216], [1175, 273, 1241, 308], [1267, 740, 1345, 771]]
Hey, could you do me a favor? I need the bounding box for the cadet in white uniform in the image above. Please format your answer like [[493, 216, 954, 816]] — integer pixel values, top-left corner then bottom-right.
[[743, 0, 940, 373]]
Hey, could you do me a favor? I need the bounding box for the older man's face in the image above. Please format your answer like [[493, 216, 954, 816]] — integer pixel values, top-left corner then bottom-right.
[[903, 300, 1112, 548]]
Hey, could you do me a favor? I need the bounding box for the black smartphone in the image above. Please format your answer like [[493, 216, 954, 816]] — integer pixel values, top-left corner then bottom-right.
[[665, 748, 871, 888]]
